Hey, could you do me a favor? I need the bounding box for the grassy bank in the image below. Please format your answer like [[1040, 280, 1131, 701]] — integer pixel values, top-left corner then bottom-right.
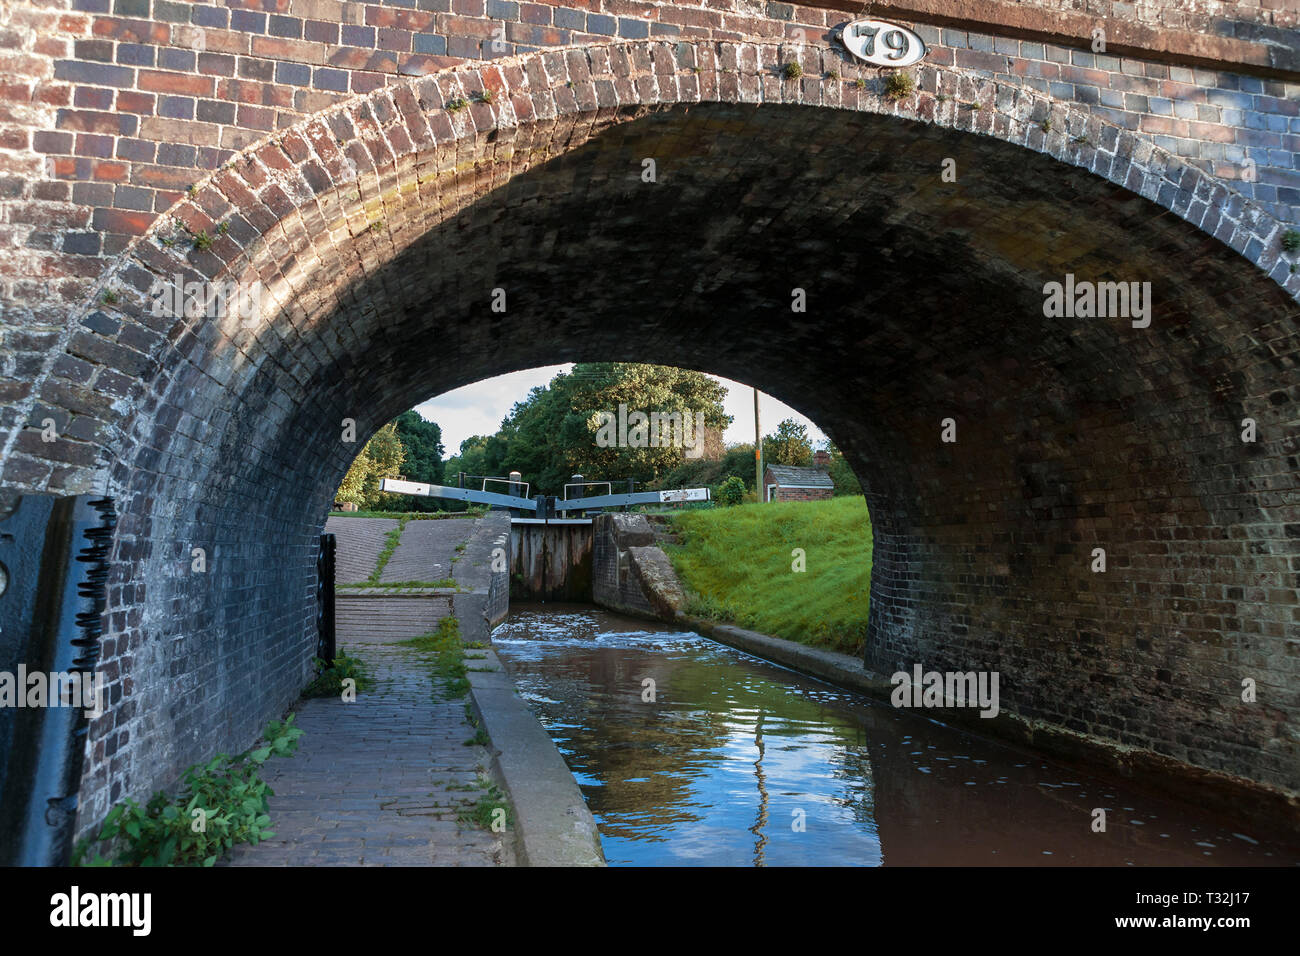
[[666, 496, 872, 656]]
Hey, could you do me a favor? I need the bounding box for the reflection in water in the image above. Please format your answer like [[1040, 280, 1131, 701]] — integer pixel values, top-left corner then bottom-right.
[[492, 607, 1299, 867]]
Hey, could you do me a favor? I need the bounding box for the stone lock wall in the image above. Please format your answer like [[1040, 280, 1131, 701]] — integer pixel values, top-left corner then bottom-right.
[[0, 0, 1296, 833], [591, 512, 685, 621], [508, 521, 594, 601]]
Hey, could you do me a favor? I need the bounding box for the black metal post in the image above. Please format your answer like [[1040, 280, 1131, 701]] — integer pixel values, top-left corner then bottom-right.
[[316, 533, 336, 665], [0, 494, 116, 867], [570, 473, 584, 518]]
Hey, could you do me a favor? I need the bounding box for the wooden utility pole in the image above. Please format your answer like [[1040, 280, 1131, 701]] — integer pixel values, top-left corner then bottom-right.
[[754, 387, 763, 503]]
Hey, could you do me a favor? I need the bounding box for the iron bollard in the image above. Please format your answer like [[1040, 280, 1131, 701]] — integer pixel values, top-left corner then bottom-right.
[[316, 533, 336, 666]]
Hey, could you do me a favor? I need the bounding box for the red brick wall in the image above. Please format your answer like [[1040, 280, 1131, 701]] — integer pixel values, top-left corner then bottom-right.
[[772, 487, 833, 502]]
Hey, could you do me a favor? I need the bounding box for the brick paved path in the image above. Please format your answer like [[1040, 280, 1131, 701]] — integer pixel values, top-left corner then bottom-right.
[[325, 515, 396, 585], [226, 641, 511, 867], [377, 519, 465, 583], [326, 516, 472, 585], [228, 515, 514, 867]]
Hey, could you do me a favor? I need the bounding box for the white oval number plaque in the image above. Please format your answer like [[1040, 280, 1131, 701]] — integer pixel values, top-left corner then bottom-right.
[[841, 19, 927, 68]]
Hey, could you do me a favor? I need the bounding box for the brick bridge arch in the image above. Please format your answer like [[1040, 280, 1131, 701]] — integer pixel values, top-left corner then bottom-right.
[[1, 30, 1298, 830]]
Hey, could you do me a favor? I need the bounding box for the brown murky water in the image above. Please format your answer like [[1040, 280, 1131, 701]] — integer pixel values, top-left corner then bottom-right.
[[492, 606, 1300, 867]]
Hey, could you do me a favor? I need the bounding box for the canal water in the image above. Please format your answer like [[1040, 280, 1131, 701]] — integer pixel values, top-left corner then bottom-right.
[[491, 606, 1299, 867]]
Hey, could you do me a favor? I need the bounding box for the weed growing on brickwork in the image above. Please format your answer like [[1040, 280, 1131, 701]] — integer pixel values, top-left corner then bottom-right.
[[192, 230, 213, 251], [368, 514, 412, 584], [400, 616, 469, 698], [883, 72, 916, 100], [1073, 134, 1090, 145], [855, 77, 867, 89], [1282, 229, 1300, 253], [345, 578, 459, 590], [447, 96, 469, 112], [477, 88, 494, 104], [302, 652, 373, 698], [217, 221, 229, 235], [73, 716, 304, 867], [783, 61, 802, 80], [457, 780, 512, 832], [826, 69, 839, 80], [1040, 118, 1053, 133], [100, 289, 118, 306]]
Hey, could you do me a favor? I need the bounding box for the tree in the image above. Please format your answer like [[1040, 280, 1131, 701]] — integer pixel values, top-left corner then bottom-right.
[[390, 410, 445, 511], [487, 363, 732, 492], [335, 422, 406, 510], [444, 434, 493, 484], [763, 419, 813, 467], [655, 441, 758, 497], [394, 410, 444, 484], [716, 476, 746, 506]]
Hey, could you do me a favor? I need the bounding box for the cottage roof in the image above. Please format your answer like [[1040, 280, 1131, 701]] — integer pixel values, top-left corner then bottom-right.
[[765, 464, 834, 489]]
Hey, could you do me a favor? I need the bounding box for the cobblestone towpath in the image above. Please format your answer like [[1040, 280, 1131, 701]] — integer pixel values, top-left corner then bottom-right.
[[226, 514, 513, 867]]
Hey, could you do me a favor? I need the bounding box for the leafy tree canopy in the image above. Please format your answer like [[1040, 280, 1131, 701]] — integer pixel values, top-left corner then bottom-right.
[[472, 363, 732, 493], [762, 418, 813, 468], [335, 422, 405, 510]]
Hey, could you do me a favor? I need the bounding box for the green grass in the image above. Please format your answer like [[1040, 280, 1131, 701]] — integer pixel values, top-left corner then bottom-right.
[[344, 578, 459, 590], [457, 781, 512, 831], [666, 496, 872, 655], [367, 515, 410, 584], [399, 616, 469, 698]]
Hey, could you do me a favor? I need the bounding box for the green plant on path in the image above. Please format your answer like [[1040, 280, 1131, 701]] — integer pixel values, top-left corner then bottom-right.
[[458, 782, 512, 831], [302, 652, 373, 698], [347, 578, 458, 590], [400, 616, 468, 698], [75, 715, 304, 867]]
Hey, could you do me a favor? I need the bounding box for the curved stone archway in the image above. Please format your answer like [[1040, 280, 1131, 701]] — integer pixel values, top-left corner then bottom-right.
[[2, 39, 1297, 830]]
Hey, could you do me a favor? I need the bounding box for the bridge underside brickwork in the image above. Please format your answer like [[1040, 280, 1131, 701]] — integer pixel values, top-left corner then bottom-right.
[[0, 0, 1296, 834]]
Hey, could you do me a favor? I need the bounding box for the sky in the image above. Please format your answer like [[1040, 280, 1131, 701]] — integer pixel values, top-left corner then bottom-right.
[[413, 364, 830, 457]]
